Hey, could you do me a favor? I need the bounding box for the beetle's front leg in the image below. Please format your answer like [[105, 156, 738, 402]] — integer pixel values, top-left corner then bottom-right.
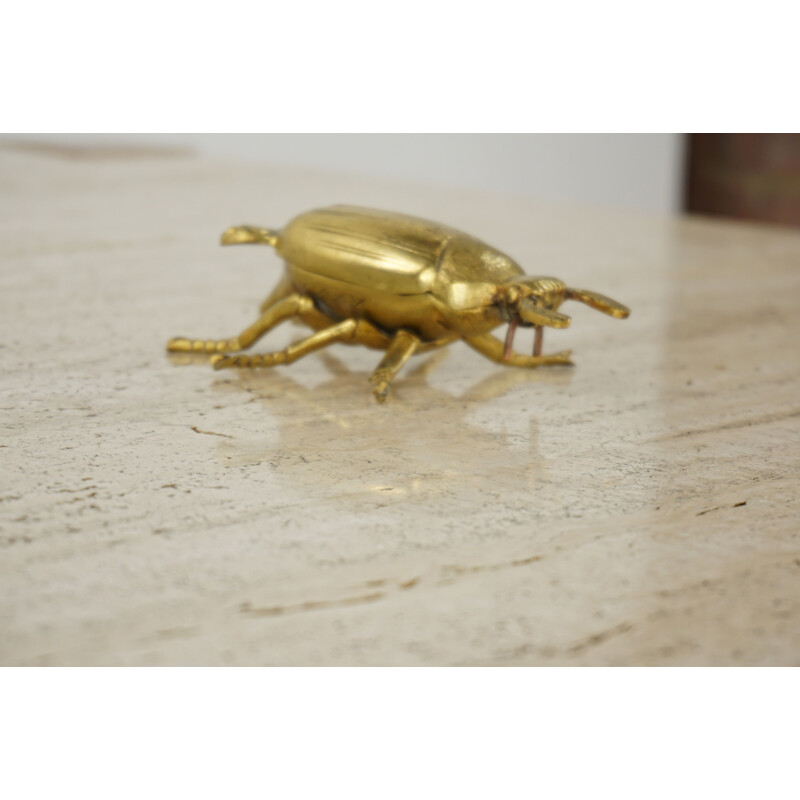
[[167, 294, 313, 354], [368, 330, 420, 403], [464, 333, 573, 368]]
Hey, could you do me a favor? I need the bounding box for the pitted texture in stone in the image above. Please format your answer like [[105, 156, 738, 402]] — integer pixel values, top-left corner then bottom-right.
[[1, 145, 799, 665]]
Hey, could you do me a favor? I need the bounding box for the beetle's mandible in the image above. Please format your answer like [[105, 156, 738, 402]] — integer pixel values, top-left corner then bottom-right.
[[167, 205, 630, 401]]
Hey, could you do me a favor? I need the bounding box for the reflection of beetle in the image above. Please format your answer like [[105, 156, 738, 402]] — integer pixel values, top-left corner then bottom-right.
[[167, 205, 630, 402]]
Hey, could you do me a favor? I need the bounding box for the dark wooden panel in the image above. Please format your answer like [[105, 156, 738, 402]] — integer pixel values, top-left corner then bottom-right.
[[686, 134, 800, 226]]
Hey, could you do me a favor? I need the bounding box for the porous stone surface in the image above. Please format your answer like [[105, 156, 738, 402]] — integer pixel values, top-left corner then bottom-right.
[[1, 143, 799, 665]]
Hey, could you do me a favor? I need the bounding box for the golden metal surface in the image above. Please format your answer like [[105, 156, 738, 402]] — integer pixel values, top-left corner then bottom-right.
[[167, 205, 630, 401]]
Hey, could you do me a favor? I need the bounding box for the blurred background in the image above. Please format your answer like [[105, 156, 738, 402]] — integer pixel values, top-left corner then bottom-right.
[[3, 133, 799, 225]]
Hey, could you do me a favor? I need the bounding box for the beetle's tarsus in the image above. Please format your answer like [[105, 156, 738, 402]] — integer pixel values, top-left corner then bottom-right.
[[372, 382, 390, 403], [211, 354, 235, 369], [220, 226, 279, 247], [167, 337, 192, 352], [212, 353, 283, 369], [168, 336, 238, 354], [550, 350, 574, 365], [369, 371, 392, 402]]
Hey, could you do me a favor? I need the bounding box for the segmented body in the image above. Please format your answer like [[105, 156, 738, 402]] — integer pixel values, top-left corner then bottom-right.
[[277, 206, 524, 341]]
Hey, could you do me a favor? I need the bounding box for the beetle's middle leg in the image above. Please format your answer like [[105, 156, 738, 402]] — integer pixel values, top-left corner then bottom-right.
[[167, 294, 314, 354], [368, 330, 420, 403], [210, 318, 389, 371], [464, 333, 573, 368]]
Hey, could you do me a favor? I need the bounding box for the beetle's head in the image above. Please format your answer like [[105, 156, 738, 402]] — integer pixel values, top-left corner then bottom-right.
[[499, 277, 630, 328], [499, 277, 571, 328]]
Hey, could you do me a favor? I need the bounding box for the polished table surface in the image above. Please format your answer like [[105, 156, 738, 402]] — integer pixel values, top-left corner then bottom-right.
[[1, 144, 798, 665]]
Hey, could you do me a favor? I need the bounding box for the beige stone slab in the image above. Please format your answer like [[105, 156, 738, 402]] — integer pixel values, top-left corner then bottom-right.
[[1, 144, 799, 666]]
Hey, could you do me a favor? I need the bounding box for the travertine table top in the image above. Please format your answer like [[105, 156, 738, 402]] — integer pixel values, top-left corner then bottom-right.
[[1, 144, 798, 666]]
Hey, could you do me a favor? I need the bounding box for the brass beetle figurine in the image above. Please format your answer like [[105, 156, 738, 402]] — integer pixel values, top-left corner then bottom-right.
[[167, 206, 630, 402]]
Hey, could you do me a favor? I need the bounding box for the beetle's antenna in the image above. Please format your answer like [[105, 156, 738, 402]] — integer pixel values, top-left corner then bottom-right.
[[566, 288, 630, 318]]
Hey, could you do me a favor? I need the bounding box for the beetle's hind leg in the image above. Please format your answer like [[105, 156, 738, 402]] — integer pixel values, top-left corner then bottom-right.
[[368, 330, 420, 403], [259, 277, 294, 314], [167, 293, 313, 355], [211, 318, 389, 373]]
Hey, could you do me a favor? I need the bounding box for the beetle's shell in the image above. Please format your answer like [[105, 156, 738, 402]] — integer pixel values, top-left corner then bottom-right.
[[277, 206, 524, 339]]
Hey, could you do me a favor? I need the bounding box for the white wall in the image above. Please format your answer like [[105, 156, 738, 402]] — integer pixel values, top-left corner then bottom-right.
[[7, 133, 685, 213]]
